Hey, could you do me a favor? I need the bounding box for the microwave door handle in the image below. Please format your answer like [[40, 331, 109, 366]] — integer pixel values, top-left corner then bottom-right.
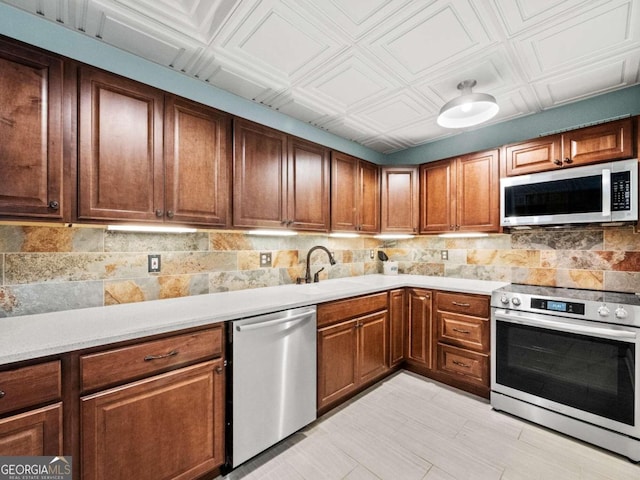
[[602, 168, 611, 217]]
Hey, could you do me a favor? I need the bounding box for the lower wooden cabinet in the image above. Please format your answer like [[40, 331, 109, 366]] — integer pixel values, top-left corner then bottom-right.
[[406, 288, 433, 369], [0, 360, 63, 456], [434, 291, 491, 397], [317, 293, 389, 413], [388, 289, 406, 367], [0, 403, 62, 456], [81, 359, 224, 480]]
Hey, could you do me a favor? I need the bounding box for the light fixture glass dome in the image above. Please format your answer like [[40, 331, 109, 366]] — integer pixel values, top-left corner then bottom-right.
[[437, 80, 499, 129]]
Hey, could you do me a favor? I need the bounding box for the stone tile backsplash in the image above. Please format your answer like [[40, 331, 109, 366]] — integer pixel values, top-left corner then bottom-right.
[[0, 224, 639, 317]]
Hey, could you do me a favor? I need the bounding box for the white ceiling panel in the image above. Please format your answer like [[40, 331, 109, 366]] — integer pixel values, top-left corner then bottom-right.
[[491, 0, 593, 35], [513, 0, 640, 78], [2, 0, 639, 153], [533, 53, 640, 107]]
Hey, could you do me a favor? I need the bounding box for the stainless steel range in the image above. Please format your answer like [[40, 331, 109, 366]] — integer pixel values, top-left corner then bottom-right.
[[490, 284, 640, 461]]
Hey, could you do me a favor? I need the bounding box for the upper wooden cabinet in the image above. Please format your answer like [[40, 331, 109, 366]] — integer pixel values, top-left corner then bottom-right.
[[286, 136, 331, 231], [0, 39, 65, 221], [164, 96, 231, 227], [331, 152, 380, 233], [233, 119, 330, 232], [420, 149, 499, 234], [505, 118, 633, 176], [381, 166, 419, 233], [78, 67, 164, 222], [78, 67, 232, 227]]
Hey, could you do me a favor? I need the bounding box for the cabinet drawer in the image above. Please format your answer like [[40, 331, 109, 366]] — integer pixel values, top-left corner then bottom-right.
[[81, 327, 222, 392], [437, 343, 488, 387], [318, 292, 387, 327], [0, 361, 61, 415], [435, 291, 489, 318], [438, 311, 489, 352]]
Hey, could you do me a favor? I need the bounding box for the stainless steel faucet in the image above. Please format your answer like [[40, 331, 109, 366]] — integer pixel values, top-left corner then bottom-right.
[[298, 246, 336, 283]]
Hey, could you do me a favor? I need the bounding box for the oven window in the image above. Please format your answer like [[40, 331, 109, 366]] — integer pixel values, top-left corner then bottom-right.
[[496, 321, 635, 425], [504, 175, 602, 216]]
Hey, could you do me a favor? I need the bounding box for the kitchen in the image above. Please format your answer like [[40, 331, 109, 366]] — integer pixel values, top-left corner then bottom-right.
[[1, 1, 640, 479]]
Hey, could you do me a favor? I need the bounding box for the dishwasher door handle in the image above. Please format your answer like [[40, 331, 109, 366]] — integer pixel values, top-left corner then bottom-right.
[[235, 311, 313, 332]]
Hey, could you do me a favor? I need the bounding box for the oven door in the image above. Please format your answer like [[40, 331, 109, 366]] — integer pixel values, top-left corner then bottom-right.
[[492, 308, 639, 438]]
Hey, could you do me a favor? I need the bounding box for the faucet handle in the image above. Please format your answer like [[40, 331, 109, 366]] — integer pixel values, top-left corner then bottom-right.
[[313, 267, 325, 283]]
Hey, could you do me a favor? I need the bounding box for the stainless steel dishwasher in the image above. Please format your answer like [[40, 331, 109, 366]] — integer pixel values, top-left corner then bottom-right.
[[230, 305, 317, 468]]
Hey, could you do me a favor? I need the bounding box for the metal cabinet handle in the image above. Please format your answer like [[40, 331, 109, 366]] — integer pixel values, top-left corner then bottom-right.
[[215, 366, 223, 374], [452, 328, 471, 334], [48, 200, 60, 210], [452, 360, 470, 368], [166, 210, 174, 218], [0, 390, 5, 399], [144, 350, 178, 361], [452, 301, 470, 307], [553, 159, 563, 166], [155, 209, 164, 217], [564, 157, 573, 164]]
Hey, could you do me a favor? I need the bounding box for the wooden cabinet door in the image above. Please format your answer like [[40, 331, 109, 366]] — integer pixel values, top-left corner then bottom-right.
[[331, 153, 380, 233], [331, 151, 359, 232], [0, 403, 62, 456], [0, 40, 64, 220], [456, 149, 499, 232], [358, 160, 380, 233], [287, 137, 330, 232], [164, 96, 231, 227], [357, 311, 388, 385], [407, 288, 433, 369], [317, 319, 358, 411], [504, 135, 563, 176], [420, 159, 455, 233], [233, 119, 287, 228], [388, 289, 406, 367], [78, 67, 164, 222], [563, 118, 633, 166], [381, 167, 418, 233], [81, 360, 224, 480]]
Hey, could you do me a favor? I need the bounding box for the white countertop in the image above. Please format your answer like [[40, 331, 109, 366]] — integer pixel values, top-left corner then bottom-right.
[[0, 274, 507, 366]]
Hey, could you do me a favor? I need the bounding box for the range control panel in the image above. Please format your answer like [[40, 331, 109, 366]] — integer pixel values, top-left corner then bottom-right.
[[530, 298, 585, 315]]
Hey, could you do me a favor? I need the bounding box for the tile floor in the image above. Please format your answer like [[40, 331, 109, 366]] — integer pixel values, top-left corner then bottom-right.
[[221, 372, 640, 480]]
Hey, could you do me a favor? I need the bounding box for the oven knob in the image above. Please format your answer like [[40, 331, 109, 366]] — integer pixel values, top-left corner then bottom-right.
[[500, 295, 510, 305], [511, 297, 521, 307], [597, 305, 610, 317], [615, 306, 628, 319]]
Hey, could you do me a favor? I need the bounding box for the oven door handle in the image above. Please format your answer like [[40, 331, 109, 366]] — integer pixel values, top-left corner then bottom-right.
[[494, 311, 637, 343]]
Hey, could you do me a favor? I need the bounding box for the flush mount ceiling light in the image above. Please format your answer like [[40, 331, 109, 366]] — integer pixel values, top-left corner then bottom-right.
[[437, 80, 499, 129]]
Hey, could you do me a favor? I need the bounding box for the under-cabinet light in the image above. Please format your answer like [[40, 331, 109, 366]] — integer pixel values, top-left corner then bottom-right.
[[438, 232, 489, 238], [107, 225, 197, 233], [246, 229, 298, 236], [374, 234, 415, 240], [329, 233, 360, 238]]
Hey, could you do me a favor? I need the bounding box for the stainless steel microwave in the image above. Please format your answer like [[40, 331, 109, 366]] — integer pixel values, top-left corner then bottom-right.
[[500, 158, 638, 227]]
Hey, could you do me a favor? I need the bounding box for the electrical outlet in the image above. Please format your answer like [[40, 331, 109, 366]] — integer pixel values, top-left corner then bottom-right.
[[148, 254, 161, 273], [260, 252, 272, 267], [440, 250, 448, 261]]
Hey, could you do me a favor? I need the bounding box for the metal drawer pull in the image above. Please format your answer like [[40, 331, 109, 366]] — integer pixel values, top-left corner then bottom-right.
[[0, 390, 5, 399], [452, 360, 471, 368], [215, 366, 223, 374], [452, 328, 471, 334], [452, 302, 470, 307], [144, 350, 179, 361]]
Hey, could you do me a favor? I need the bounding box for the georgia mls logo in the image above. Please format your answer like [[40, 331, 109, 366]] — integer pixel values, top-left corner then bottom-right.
[[0, 456, 72, 480]]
